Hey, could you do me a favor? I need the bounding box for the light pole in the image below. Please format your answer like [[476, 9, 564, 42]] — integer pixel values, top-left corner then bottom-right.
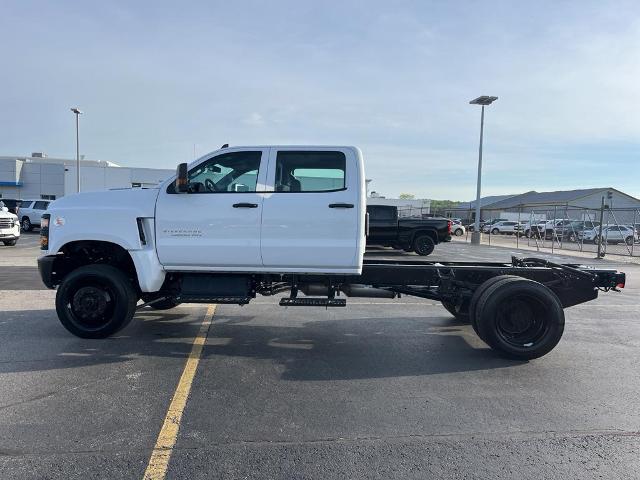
[[70, 107, 83, 193], [469, 96, 498, 245]]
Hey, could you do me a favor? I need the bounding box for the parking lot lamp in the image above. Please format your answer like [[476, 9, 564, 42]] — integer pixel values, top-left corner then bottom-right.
[[70, 107, 83, 193], [469, 96, 498, 245]]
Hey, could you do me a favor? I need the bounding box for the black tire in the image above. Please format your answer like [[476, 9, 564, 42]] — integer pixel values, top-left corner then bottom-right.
[[625, 236, 633, 246], [55, 264, 138, 338], [525, 229, 531, 238], [141, 294, 181, 310], [413, 235, 435, 256], [568, 233, 577, 242], [469, 275, 522, 340], [21, 217, 32, 231], [475, 278, 565, 360], [441, 301, 469, 323], [491, 228, 499, 235], [3, 239, 18, 246], [453, 228, 464, 236]]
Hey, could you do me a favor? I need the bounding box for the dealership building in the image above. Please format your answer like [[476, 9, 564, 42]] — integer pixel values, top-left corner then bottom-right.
[[0, 153, 174, 201]]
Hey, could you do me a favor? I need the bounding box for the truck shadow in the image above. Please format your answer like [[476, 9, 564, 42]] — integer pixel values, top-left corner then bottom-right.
[[0, 308, 524, 379], [203, 314, 524, 380]]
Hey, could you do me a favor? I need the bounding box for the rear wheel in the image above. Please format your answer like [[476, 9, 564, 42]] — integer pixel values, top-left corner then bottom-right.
[[55, 264, 137, 338], [441, 301, 469, 323], [475, 278, 565, 360], [413, 235, 435, 256], [469, 275, 521, 339]]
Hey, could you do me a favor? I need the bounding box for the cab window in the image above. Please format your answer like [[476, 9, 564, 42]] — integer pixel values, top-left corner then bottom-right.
[[184, 151, 261, 193], [274, 151, 346, 192]]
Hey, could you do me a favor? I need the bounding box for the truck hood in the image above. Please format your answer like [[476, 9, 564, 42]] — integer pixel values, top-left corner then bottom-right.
[[0, 210, 17, 220], [51, 188, 160, 217]]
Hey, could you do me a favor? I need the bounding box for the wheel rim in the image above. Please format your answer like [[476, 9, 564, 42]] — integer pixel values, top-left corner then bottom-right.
[[67, 282, 116, 330], [22, 219, 30, 229], [416, 238, 431, 253], [495, 294, 549, 348]]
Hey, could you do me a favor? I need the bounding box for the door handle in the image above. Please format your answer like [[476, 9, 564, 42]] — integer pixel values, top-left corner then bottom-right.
[[233, 203, 258, 208], [328, 203, 354, 208]]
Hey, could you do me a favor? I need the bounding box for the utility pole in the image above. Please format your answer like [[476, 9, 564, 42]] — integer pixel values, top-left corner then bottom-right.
[[469, 96, 498, 245], [70, 108, 83, 193]]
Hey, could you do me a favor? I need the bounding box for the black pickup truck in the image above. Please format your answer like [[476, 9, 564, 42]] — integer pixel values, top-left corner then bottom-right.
[[366, 205, 451, 256]]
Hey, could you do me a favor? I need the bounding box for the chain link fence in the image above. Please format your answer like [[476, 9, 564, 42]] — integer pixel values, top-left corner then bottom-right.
[[453, 204, 640, 258]]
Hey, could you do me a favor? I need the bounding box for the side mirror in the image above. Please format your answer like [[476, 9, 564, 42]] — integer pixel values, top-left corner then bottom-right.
[[175, 163, 189, 193]]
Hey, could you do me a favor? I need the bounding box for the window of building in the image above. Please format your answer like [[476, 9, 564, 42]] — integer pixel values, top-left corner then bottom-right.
[[275, 151, 346, 192], [40, 194, 56, 200]]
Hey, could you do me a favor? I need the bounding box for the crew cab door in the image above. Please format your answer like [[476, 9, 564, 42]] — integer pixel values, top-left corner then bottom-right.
[[155, 148, 268, 269], [260, 147, 364, 271]]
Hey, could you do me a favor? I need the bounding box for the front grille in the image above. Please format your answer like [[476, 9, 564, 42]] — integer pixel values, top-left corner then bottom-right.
[[0, 219, 13, 229]]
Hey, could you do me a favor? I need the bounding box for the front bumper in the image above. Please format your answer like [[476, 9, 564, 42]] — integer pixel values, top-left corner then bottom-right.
[[37, 255, 57, 289], [0, 234, 19, 240]]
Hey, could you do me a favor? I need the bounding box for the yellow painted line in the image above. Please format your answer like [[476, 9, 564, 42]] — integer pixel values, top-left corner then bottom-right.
[[143, 304, 216, 480]]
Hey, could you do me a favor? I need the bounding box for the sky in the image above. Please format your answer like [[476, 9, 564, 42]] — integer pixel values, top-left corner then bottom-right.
[[1, 0, 639, 200]]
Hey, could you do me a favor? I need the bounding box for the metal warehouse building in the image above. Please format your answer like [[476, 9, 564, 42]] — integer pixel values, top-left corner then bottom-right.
[[443, 188, 640, 224], [0, 153, 174, 200]]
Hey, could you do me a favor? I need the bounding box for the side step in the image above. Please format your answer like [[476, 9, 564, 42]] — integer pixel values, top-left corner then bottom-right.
[[279, 298, 346, 307], [176, 295, 252, 305]]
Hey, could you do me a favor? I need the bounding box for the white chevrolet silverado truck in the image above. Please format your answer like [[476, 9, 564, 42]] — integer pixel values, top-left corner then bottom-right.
[[38, 145, 626, 359]]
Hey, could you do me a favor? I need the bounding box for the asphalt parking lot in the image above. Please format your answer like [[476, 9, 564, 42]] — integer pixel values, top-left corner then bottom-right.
[[1, 234, 639, 479]]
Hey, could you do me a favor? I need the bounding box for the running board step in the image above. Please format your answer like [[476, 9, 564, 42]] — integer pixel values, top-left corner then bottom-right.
[[279, 298, 346, 307], [176, 295, 252, 304]]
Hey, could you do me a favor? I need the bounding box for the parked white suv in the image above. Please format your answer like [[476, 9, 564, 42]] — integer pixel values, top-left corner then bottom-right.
[[0, 202, 20, 246], [579, 225, 637, 245], [19, 199, 51, 231], [484, 221, 522, 235]]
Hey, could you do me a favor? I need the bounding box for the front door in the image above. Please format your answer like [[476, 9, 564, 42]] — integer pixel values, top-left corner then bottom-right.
[[156, 148, 268, 269]]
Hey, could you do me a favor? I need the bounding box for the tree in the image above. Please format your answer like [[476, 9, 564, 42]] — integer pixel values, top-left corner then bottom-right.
[[399, 193, 415, 199]]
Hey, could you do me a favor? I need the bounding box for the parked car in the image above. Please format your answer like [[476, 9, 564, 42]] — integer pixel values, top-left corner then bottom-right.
[[468, 218, 507, 233], [579, 225, 636, 245], [483, 220, 522, 235], [0, 198, 22, 215], [0, 202, 20, 246], [18, 199, 51, 231], [450, 223, 465, 236], [367, 205, 451, 255], [530, 219, 573, 239], [556, 220, 600, 242]]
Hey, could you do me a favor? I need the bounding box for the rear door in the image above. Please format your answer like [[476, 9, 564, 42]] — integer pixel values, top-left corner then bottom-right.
[[260, 147, 362, 271], [155, 148, 268, 269]]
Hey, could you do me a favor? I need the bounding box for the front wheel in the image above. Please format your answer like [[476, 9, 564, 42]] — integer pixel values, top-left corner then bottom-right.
[[625, 236, 634, 246], [453, 228, 464, 236], [3, 239, 17, 246], [55, 264, 138, 338], [21, 217, 32, 231], [413, 235, 435, 256], [491, 228, 499, 235]]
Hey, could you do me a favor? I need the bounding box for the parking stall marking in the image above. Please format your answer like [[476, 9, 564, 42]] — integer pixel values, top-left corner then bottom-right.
[[143, 304, 216, 480]]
